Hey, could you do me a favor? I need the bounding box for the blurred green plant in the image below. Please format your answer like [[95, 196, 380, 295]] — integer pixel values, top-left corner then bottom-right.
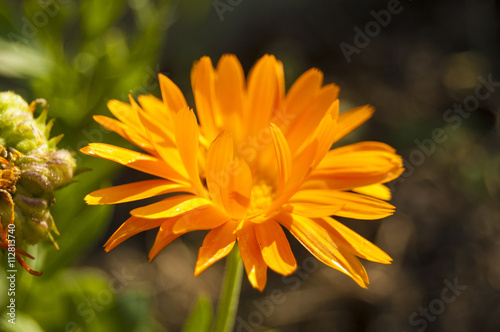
[[0, 0, 171, 331]]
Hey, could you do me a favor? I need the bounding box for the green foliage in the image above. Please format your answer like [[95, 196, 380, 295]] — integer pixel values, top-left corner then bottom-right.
[[0, 1, 171, 330], [182, 295, 213, 332], [0, 267, 162, 332]]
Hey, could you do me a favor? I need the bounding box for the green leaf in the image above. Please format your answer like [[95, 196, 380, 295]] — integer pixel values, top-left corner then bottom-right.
[[80, 0, 126, 38], [0, 40, 52, 78], [182, 294, 213, 332]]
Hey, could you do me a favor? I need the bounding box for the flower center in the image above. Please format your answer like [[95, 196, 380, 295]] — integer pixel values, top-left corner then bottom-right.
[[247, 182, 275, 217]]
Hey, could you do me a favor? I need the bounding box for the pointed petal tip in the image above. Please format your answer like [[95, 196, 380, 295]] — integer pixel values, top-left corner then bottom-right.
[[79, 146, 92, 154], [351, 271, 369, 288], [103, 238, 114, 252], [103, 237, 121, 252], [248, 274, 267, 292], [148, 250, 159, 262], [84, 194, 100, 205], [194, 261, 210, 277], [193, 267, 202, 277]]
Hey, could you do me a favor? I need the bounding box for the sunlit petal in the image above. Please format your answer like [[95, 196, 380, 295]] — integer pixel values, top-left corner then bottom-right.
[[159, 73, 188, 113], [85, 180, 192, 205], [333, 105, 374, 143], [93, 115, 154, 153], [321, 217, 392, 264], [131, 195, 212, 219], [291, 189, 395, 220], [191, 56, 220, 140], [245, 54, 279, 136], [215, 54, 245, 134], [148, 218, 184, 261], [195, 220, 237, 276], [352, 184, 392, 201], [174, 108, 205, 194], [205, 131, 234, 210], [172, 204, 230, 234], [80, 143, 188, 182], [255, 220, 296, 275], [276, 213, 368, 287], [270, 123, 292, 196], [104, 216, 166, 252], [237, 223, 267, 291], [222, 157, 252, 219]]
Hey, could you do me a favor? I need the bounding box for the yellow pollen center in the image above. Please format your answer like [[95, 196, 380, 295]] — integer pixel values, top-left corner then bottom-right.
[[247, 182, 275, 217]]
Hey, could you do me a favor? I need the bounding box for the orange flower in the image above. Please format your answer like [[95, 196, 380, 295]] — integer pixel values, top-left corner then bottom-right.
[[81, 54, 403, 290]]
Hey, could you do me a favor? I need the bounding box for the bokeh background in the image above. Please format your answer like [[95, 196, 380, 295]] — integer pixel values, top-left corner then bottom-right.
[[0, 0, 499, 331]]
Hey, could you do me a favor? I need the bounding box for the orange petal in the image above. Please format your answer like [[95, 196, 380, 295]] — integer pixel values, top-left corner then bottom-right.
[[107, 99, 144, 134], [174, 108, 205, 195], [287, 201, 343, 218], [137, 101, 176, 148], [245, 54, 279, 136], [328, 141, 397, 155], [268, 140, 317, 212], [148, 218, 183, 260], [80, 143, 187, 181], [275, 212, 368, 287], [215, 54, 245, 134], [93, 115, 154, 153], [85, 180, 192, 205], [352, 184, 392, 201], [314, 109, 338, 166], [104, 216, 166, 252], [138, 108, 189, 182], [286, 84, 339, 154], [130, 195, 211, 219], [205, 131, 234, 210], [191, 56, 220, 140], [172, 204, 230, 234], [138, 94, 170, 114], [291, 189, 395, 220], [282, 68, 323, 136], [159, 73, 188, 113], [274, 59, 285, 111], [237, 224, 267, 291], [137, 94, 176, 142], [294, 102, 339, 168], [254, 220, 297, 275], [194, 220, 237, 276], [222, 157, 252, 219], [333, 105, 374, 143], [311, 146, 403, 190], [270, 123, 292, 196], [321, 217, 392, 264]]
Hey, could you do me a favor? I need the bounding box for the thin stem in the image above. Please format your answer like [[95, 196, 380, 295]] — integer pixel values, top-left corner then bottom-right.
[[213, 243, 244, 332]]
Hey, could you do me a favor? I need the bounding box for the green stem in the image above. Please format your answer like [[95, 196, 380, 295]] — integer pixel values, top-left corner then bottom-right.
[[213, 243, 243, 332]]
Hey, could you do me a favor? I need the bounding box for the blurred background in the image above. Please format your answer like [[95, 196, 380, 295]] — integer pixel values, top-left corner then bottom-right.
[[0, 0, 499, 331]]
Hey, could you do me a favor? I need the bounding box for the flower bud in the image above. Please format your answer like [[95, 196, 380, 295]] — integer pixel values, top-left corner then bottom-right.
[[0, 91, 77, 274]]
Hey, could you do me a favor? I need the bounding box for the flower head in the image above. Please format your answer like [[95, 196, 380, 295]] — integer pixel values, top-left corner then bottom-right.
[[0, 91, 77, 275], [81, 54, 403, 290]]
